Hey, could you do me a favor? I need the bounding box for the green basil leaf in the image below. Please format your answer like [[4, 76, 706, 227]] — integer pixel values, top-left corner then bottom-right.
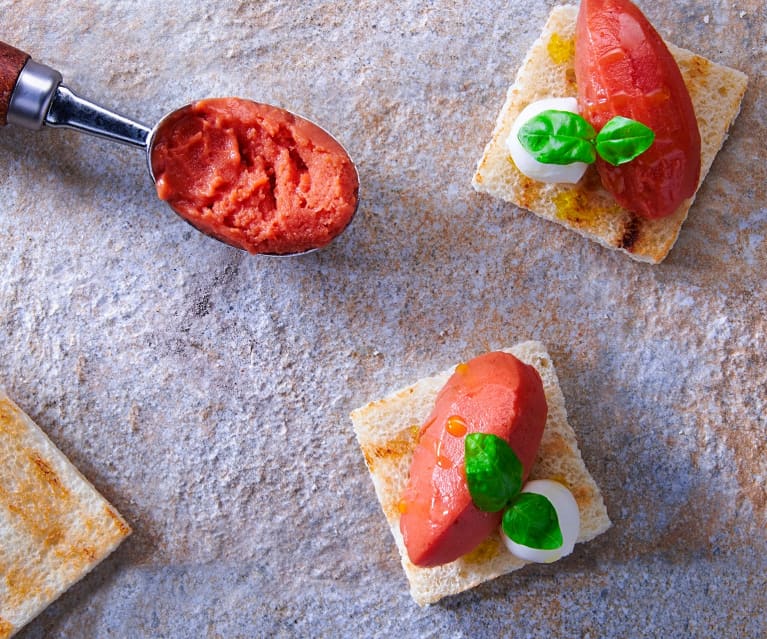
[[502, 492, 563, 550], [595, 116, 655, 166], [464, 433, 523, 512], [517, 110, 597, 165]]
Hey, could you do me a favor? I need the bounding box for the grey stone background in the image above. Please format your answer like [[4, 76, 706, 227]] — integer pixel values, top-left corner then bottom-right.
[[0, 0, 765, 636]]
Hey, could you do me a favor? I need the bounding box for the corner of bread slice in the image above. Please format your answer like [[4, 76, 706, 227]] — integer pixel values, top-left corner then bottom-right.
[[350, 341, 610, 606], [0, 391, 131, 637], [472, 5, 748, 264]]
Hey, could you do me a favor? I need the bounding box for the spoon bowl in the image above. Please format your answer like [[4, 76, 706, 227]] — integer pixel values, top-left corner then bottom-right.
[[146, 99, 360, 256]]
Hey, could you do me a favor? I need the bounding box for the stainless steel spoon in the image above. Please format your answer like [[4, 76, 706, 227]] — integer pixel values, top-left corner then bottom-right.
[[0, 42, 359, 255]]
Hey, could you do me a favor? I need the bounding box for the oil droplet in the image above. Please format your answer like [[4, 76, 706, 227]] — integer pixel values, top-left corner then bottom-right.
[[455, 363, 469, 375], [433, 438, 452, 469], [446, 415, 467, 437], [554, 189, 598, 223], [554, 188, 622, 224], [547, 33, 575, 65], [397, 499, 408, 514]]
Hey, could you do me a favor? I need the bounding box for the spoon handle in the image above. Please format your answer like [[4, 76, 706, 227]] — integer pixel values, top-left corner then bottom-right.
[[0, 40, 151, 148], [0, 42, 30, 126], [46, 85, 152, 148]]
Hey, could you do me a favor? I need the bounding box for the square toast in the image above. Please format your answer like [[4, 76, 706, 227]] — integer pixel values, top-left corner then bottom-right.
[[350, 341, 610, 605], [0, 391, 131, 638]]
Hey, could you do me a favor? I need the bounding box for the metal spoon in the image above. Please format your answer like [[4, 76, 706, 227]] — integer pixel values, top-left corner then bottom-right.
[[0, 42, 359, 255]]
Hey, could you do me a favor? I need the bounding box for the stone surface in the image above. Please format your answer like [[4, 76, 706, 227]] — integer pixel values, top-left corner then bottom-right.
[[0, 0, 764, 636]]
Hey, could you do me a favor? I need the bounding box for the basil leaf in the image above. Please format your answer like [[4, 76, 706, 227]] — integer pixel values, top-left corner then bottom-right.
[[595, 116, 655, 166], [517, 110, 597, 165], [464, 433, 523, 512], [502, 492, 563, 550]]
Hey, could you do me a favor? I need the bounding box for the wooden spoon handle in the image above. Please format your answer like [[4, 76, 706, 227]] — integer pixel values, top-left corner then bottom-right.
[[0, 42, 30, 126]]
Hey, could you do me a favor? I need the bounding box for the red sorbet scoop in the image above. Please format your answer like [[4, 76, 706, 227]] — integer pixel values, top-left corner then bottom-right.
[[150, 98, 359, 255], [575, 0, 701, 219], [399, 352, 548, 568]]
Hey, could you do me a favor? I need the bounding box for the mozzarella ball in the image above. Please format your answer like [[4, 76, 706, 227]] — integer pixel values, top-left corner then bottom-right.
[[506, 97, 589, 184], [501, 479, 580, 563]]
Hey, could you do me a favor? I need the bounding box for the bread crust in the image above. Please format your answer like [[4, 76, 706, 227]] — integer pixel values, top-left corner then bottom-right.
[[472, 5, 748, 264], [350, 341, 610, 606]]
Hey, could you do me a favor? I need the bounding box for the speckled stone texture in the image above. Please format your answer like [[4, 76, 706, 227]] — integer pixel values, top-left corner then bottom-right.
[[0, 1, 764, 637]]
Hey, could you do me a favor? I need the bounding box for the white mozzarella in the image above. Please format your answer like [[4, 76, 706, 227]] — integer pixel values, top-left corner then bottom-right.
[[501, 479, 580, 563], [506, 97, 589, 184]]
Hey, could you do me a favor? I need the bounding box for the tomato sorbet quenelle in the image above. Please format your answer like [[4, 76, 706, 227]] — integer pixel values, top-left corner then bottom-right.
[[400, 352, 548, 567], [150, 98, 359, 254]]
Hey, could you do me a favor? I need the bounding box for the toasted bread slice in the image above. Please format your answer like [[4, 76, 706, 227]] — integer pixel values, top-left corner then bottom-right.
[[472, 5, 748, 263], [0, 391, 131, 638], [350, 341, 610, 606]]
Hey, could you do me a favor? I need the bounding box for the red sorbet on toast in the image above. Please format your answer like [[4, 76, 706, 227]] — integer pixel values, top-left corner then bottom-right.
[[399, 352, 547, 567]]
